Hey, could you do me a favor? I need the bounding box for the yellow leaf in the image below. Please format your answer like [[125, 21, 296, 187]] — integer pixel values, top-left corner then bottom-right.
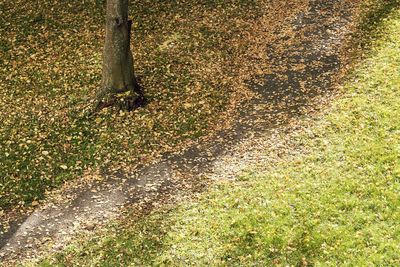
[[60, 165, 68, 170]]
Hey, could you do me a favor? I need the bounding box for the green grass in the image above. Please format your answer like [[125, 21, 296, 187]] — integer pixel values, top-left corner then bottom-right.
[[34, 2, 400, 267]]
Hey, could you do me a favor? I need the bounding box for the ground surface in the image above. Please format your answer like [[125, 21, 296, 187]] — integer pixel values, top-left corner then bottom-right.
[[35, 2, 400, 265], [0, 0, 366, 264], [0, 0, 279, 211], [1, 0, 301, 249]]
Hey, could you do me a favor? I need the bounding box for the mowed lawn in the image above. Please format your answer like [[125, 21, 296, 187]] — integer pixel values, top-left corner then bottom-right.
[[36, 2, 400, 267]]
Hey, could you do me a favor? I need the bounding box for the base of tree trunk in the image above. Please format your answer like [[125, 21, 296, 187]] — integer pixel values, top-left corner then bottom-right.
[[92, 91, 147, 114]]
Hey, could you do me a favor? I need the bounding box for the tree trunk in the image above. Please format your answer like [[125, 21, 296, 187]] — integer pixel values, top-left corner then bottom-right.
[[94, 0, 143, 111]]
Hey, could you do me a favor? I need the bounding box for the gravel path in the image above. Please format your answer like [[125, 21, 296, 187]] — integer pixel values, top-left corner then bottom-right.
[[0, 0, 361, 264]]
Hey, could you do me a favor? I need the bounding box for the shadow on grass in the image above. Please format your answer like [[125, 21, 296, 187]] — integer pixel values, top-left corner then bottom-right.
[[42, 209, 176, 266], [355, 0, 400, 48]]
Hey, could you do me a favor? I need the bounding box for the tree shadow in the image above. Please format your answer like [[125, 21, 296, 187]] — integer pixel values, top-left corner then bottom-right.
[[118, 94, 148, 111], [355, 0, 400, 48]]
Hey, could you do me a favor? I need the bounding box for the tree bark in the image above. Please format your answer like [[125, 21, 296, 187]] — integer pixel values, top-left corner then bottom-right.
[[94, 0, 143, 111]]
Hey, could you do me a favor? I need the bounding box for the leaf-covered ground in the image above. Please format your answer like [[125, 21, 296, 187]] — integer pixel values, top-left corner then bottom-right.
[[0, 0, 306, 212], [34, 1, 400, 266]]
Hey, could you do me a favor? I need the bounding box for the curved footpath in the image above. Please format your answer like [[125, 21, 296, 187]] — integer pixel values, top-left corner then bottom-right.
[[0, 0, 361, 264]]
